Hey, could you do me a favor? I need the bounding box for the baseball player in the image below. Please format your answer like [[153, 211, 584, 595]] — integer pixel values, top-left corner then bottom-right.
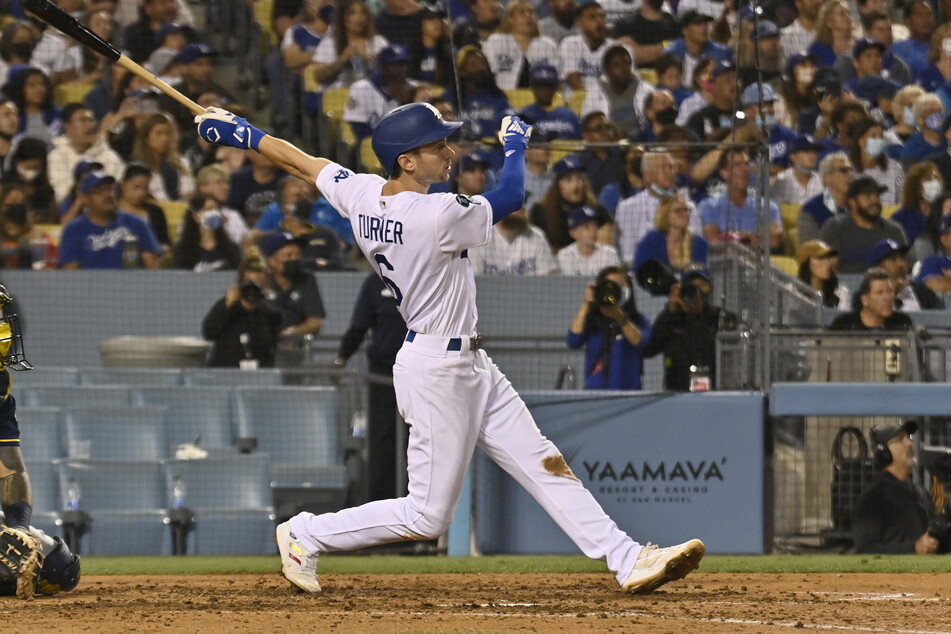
[[0, 284, 43, 598], [194, 103, 705, 594]]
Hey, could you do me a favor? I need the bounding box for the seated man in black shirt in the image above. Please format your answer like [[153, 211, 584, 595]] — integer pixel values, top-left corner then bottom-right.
[[264, 232, 326, 339], [829, 267, 913, 331], [611, 0, 678, 69], [852, 421, 944, 554], [202, 252, 283, 368]]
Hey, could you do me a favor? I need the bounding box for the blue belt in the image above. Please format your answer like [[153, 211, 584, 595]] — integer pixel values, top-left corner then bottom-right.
[[406, 331, 483, 351]]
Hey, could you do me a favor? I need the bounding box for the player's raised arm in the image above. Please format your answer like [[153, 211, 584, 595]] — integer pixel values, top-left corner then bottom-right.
[[482, 116, 532, 224], [194, 108, 330, 184]]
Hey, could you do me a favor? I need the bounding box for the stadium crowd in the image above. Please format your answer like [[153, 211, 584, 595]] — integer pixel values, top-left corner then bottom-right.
[[1, 0, 950, 302]]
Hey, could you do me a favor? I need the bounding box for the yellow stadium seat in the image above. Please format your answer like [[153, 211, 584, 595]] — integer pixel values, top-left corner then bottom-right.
[[360, 137, 383, 175], [53, 80, 95, 108], [322, 87, 349, 121], [155, 200, 190, 242], [303, 64, 321, 94], [253, 0, 277, 47], [505, 89, 534, 110], [770, 255, 799, 277], [34, 224, 62, 247], [637, 68, 658, 85], [882, 204, 899, 218], [548, 139, 584, 165], [568, 90, 586, 116]]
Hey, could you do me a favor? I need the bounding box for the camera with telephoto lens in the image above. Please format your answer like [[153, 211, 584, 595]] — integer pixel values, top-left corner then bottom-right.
[[634, 260, 704, 305], [239, 281, 264, 305], [593, 279, 623, 308]]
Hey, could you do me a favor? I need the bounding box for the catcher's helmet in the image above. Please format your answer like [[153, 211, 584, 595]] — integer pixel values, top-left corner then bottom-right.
[[0, 284, 31, 371], [372, 103, 462, 176]]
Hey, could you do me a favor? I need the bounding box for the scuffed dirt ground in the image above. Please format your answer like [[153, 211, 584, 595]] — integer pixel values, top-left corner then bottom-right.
[[4, 572, 951, 633]]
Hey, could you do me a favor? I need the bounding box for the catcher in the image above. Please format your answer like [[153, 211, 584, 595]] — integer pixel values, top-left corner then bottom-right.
[[0, 526, 80, 597], [0, 284, 46, 598]]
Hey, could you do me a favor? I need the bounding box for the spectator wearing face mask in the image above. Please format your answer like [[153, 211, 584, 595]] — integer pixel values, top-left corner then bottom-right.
[[567, 265, 650, 389], [884, 85, 926, 159], [629, 89, 678, 145], [171, 192, 242, 271], [0, 137, 56, 223], [776, 52, 818, 130], [264, 231, 325, 338], [771, 134, 824, 205], [891, 163, 945, 247], [899, 95, 947, 170], [849, 118, 903, 206]]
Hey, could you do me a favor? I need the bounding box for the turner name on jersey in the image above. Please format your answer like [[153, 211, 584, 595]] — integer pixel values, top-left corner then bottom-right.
[[357, 214, 404, 244]]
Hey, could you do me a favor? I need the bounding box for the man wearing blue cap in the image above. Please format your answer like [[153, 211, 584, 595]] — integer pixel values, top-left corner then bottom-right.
[[662, 10, 731, 87], [772, 134, 824, 204], [58, 172, 162, 269], [840, 39, 902, 114], [737, 82, 797, 172], [914, 215, 951, 297], [557, 205, 621, 275], [833, 13, 912, 87], [868, 238, 942, 311], [344, 44, 417, 140], [263, 232, 325, 339], [517, 64, 582, 139], [738, 21, 782, 86]]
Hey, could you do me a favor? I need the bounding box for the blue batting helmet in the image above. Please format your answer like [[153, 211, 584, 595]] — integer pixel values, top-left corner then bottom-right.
[[372, 103, 462, 175]]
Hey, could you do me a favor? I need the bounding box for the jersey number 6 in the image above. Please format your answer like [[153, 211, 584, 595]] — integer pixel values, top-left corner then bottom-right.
[[374, 254, 404, 306]]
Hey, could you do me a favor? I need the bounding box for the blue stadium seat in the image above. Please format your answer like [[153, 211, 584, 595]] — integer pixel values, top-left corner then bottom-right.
[[134, 387, 234, 449], [55, 460, 170, 555], [20, 385, 133, 409], [81, 368, 183, 387], [234, 387, 340, 465], [162, 455, 276, 555], [17, 407, 64, 461], [63, 406, 169, 461], [182, 368, 283, 387], [24, 460, 60, 539], [10, 368, 80, 388], [234, 387, 347, 516]]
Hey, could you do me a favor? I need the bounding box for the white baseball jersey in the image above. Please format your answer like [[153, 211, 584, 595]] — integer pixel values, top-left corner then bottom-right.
[[558, 35, 618, 92], [556, 242, 621, 276], [468, 224, 559, 275], [484, 34, 560, 91], [290, 159, 644, 587], [316, 163, 492, 336], [343, 79, 404, 129]]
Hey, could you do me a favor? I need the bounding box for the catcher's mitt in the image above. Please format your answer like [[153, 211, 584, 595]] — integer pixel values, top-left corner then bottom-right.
[[0, 527, 42, 599]]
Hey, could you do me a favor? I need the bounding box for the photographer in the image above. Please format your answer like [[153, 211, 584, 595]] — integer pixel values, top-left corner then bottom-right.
[[201, 251, 283, 368], [641, 265, 726, 392], [566, 266, 651, 390], [852, 422, 946, 554]]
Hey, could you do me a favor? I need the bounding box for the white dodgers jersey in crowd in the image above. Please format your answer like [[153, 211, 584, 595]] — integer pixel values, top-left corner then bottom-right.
[[316, 163, 494, 336]]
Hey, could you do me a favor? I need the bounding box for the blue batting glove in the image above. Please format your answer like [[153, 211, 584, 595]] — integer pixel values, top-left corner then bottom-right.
[[498, 115, 532, 151], [195, 107, 266, 151]]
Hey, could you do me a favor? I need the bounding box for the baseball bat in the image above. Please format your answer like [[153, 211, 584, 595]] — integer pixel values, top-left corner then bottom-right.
[[20, 0, 207, 115]]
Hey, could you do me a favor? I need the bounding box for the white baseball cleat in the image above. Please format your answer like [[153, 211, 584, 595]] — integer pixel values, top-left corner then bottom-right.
[[622, 539, 705, 594], [275, 522, 321, 593]]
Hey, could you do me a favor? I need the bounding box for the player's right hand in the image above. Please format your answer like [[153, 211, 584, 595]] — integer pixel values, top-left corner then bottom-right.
[[498, 115, 532, 150], [195, 107, 264, 150]]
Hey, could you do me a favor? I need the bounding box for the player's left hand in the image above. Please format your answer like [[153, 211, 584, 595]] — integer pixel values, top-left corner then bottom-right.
[[0, 526, 42, 599], [195, 107, 265, 151], [498, 116, 532, 150]]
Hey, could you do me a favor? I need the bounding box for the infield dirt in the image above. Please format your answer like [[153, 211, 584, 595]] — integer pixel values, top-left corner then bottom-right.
[[5, 572, 951, 632]]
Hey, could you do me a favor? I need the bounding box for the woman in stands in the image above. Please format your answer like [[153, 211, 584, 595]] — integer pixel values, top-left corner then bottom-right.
[[529, 156, 612, 251], [566, 265, 651, 390], [633, 195, 707, 275], [0, 138, 56, 223], [3, 67, 60, 149], [796, 239, 850, 309], [893, 162, 944, 249], [131, 113, 194, 202], [849, 118, 903, 207], [484, 1, 559, 90], [310, 0, 387, 89], [806, 0, 854, 68], [775, 53, 817, 129], [172, 193, 242, 272], [117, 162, 170, 252]]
